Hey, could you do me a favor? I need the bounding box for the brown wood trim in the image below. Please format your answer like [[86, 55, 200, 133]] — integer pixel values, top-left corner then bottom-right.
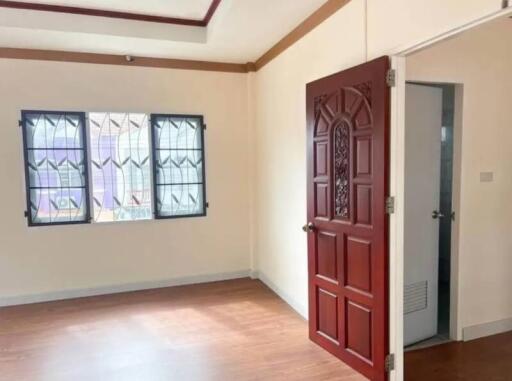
[[0, 0, 222, 27], [0, 48, 249, 73], [245, 62, 257, 72], [203, 0, 222, 25], [255, 0, 352, 70]]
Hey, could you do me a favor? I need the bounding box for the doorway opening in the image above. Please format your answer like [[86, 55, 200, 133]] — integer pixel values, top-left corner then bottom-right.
[[403, 82, 456, 351], [389, 9, 512, 381]]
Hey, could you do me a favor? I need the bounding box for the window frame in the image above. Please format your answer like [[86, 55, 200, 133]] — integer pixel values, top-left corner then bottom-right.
[[150, 113, 208, 220], [20, 110, 208, 226], [21, 110, 92, 227]]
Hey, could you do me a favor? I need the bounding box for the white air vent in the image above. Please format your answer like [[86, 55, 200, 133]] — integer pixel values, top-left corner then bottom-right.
[[404, 281, 428, 315]]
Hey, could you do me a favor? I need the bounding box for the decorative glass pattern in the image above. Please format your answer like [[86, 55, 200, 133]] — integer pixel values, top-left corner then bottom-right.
[[334, 123, 350, 219], [89, 112, 152, 222], [21, 111, 89, 225], [151, 114, 206, 218]]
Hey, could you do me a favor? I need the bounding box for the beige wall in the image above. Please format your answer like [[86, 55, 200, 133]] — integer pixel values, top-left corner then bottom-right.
[[406, 17, 512, 331], [0, 59, 251, 302], [367, 0, 499, 58], [0, 0, 506, 330], [252, 0, 367, 316], [251, 0, 504, 319]]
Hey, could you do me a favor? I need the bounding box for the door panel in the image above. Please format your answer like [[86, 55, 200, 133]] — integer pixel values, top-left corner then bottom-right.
[[346, 300, 372, 361], [306, 57, 390, 381], [317, 231, 339, 283], [318, 288, 340, 342], [403, 84, 443, 346], [345, 237, 372, 293]]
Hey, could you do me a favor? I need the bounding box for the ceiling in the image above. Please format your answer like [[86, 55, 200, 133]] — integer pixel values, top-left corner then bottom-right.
[[2, 0, 215, 19], [0, 0, 328, 63]]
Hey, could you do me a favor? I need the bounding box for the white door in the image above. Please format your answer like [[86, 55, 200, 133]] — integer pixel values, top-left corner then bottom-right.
[[404, 84, 443, 346]]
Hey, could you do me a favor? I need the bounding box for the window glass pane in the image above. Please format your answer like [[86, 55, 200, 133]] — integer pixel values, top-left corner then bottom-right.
[[152, 115, 205, 218], [22, 111, 89, 225], [89, 112, 152, 222], [25, 113, 83, 149], [27, 149, 85, 188], [30, 187, 87, 224]]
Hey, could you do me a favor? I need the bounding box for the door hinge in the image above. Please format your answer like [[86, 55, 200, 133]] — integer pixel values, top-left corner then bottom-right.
[[385, 353, 395, 372], [385, 196, 395, 214], [386, 69, 396, 87], [18, 120, 23, 128]]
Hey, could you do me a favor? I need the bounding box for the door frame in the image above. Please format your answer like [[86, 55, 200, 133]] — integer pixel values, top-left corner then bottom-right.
[[388, 5, 512, 381]]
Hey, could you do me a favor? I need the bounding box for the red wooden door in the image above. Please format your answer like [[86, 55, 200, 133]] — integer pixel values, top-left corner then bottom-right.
[[306, 56, 390, 381]]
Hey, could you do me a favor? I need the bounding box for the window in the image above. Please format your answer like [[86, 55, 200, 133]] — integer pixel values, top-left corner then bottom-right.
[[151, 114, 207, 218], [21, 111, 90, 226], [20, 110, 207, 226], [89, 112, 152, 222]]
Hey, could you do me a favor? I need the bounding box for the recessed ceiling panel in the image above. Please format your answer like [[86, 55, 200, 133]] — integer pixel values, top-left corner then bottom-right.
[[0, 0, 332, 63], [1, 0, 214, 19]]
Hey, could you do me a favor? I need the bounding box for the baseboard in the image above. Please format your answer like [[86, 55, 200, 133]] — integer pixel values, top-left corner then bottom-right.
[[250, 269, 259, 280], [463, 317, 512, 341], [0, 270, 251, 307], [253, 270, 308, 319]]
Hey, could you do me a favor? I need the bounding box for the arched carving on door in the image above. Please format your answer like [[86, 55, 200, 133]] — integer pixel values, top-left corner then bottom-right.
[[313, 84, 373, 222]]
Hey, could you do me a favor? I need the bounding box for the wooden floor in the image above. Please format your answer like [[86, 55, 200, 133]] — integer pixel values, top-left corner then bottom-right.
[[0, 278, 365, 381], [405, 331, 512, 381]]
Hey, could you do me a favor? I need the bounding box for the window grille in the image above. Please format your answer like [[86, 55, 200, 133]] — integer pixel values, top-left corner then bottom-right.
[[151, 114, 207, 218], [21, 111, 90, 226]]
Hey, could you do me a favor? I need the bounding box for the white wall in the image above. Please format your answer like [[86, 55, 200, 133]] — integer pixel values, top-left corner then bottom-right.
[[406, 16, 512, 333], [0, 59, 251, 303], [251, 0, 503, 318]]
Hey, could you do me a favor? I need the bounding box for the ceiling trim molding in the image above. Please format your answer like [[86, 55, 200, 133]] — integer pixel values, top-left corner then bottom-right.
[[0, 48, 251, 73], [255, 0, 351, 70], [203, 0, 221, 25], [0, 0, 222, 27]]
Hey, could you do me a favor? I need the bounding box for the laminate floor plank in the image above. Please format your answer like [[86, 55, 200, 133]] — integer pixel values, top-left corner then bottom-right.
[[405, 331, 512, 381], [0, 278, 365, 381]]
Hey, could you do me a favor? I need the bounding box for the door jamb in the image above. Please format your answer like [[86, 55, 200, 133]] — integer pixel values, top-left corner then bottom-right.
[[388, 5, 512, 381], [450, 83, 464, 342]]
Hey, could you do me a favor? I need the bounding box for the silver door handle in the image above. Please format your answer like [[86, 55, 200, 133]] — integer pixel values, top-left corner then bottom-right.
[[432, 210, 445, 219], [302, 222, 316, 233]]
